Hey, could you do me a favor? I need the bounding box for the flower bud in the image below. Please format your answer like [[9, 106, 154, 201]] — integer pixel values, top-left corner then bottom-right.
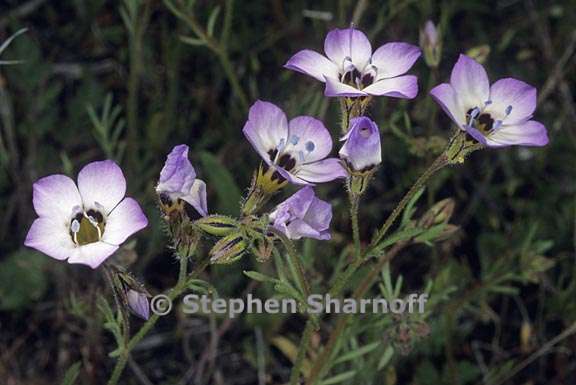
[[339, 117, 382, 173], [209, 232, 247, 264], [419, 20, 442, 68], [126, 289, 150, 320], [251, 234, 275, 262], [194, 215, 239, 237], [418, 198, 455, 228]]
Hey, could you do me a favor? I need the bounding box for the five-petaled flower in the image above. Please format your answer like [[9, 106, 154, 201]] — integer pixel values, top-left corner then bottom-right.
[[25, 160, 148, 269], [156, 144, 208, 217], [285, 27, 421, 98], [269, 187, 333, 240], [430, 54, 548, 147], [339, 117, 382, 172], [243, 100, 347, 186]]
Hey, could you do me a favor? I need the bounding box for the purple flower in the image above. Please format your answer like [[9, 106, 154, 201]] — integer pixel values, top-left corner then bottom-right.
[[269, 187, 332, 240], [430, 55, 548, 147], [243, 101, 347, 185], [127, 289, 150, 320], [285, 27, 421, 98], [156, 144, 207, 216], [339, 117, 382, 171], [24, 161, 148, 269]]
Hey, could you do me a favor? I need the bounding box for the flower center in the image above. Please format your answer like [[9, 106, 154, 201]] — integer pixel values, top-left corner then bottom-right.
[[70, 209, 105, 245], [339, 57, 376, 89], [465, 103, 512, 136]]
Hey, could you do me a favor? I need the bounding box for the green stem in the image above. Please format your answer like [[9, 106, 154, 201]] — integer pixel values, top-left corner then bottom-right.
[[349, 191, 361, 260], [270, 228, 311, 299], [106, 253, 208, 385], [164, 0, 249, 111], [290, 320, 315, 385], [305, 242, 407, 385], [367, 153, 448, 253]]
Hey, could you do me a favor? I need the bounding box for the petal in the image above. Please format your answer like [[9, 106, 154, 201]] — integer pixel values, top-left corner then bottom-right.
[[450, 54, 490, 109], [286, 219, 326, 240], [78, 160, 126, 214], [324, 76, 367, 97], [242, 100, 288, 163], [303, 196, 332, 232], [68, 242, 119, 269], [430, 83, 466, 127], [339, 117, 381, 170], [180, 179, 208, 217], [362, 75, 419, 98], [101, 197, 148, 245], [485, 120, 549, 147], [32, 174, 82, 221], [286, 116, 333, 164], [284, 49, 339, 82], [24, 217, 75, 261], [324, 28, 372, 70], [294, 158, 347, 183], [485, 78, 537, 124], [371, 42, 421, 79], [157, 144, 196, 194]]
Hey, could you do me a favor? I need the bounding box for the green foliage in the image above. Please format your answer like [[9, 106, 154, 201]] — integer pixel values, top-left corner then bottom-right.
[[0, 250, 47, 310]]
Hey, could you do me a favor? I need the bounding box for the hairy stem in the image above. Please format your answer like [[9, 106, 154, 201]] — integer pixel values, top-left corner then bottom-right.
[[106, 251, 208, 385], [290, 320, 315, 385], [349, 191, 361, 260]]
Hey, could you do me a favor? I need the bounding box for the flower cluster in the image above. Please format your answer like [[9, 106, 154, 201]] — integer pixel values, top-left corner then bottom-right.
[[23, 23, 549, 317]]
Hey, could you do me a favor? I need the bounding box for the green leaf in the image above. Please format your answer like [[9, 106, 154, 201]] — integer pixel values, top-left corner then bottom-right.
[[0, 250, 47, 311], [243, 270, 279, 284], [207, 6, 221, 37], [334, 342, 380, 364], [60, 362, 81, 385], [320, 370, 357, 385], [199, 151, 242, 215], [401, 187, 425, 226], [179, 35, 206, 46]]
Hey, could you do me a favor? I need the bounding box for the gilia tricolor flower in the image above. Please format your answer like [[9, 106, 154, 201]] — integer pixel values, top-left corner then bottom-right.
[[243, 100, 347, 189], [25, 161, 148, 269], [339, 117, 382, 172], [430, 55, 548, 147], [269, 187, 333, 241], [156, 144, 208, 217], [285, 27, 421, 98]]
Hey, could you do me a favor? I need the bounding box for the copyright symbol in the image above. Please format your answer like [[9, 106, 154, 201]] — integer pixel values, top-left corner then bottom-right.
[[151, 294, 172, 316]]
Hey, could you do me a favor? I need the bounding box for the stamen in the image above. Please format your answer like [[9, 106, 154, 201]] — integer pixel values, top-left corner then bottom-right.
[[505, 105, 513, 115], [71, 219, 80, 233], [298, 151, 305, 163], [277, 138, 286, 152], [492, 120, 503, 131], [289, 135, 300, 145], [484, 100, 492, 106]]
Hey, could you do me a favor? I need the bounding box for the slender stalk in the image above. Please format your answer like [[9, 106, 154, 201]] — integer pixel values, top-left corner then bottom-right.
[[305, 242, 407, 385], [164, 0, 249, 111], [106, 253, 208, 385], [290, 320, 315, 385], [368, 153, 448, 253], [349, 191, 361, 260], [269, 227, 311, 299]]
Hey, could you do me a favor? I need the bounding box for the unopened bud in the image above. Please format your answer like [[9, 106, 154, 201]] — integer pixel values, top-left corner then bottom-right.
[[195, 215, 239, 237], [209, 232, 247, 264], [251, 234, 275, 262], [420, 20, 442, 68], [418, 198, 455, 228]]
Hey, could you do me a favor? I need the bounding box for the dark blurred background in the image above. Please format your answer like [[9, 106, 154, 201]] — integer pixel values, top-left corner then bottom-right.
[[0, 0, 575, 384]]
